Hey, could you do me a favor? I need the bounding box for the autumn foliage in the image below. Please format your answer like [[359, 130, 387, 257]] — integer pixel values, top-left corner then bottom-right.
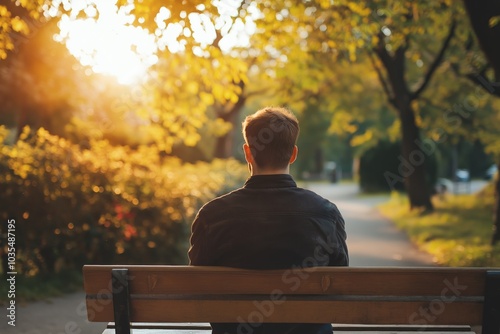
[[0, 126, 247, 276]]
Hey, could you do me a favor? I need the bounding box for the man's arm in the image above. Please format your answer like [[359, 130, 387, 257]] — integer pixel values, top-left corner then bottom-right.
[[329, 208, 349, 266], [188, 209, 210, 265]]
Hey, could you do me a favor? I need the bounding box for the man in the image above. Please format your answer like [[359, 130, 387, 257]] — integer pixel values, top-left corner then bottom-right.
[[189, 106, 348, 334]]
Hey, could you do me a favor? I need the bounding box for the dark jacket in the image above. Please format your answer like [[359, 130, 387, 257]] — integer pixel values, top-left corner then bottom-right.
[[189, 174, 349, 334]]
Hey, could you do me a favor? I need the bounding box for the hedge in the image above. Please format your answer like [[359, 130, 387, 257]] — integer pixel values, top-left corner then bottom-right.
[[0, 126, 247, 276]]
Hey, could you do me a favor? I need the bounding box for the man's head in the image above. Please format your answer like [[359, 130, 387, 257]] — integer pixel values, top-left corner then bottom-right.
[[242, 106, 299, 174]]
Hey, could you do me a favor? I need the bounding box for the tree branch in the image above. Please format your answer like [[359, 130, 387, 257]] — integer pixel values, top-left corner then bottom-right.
[[419, 96, 447, 112], [450, 58, 500, 97], [465, 73, 500, 97], [368, 51, 395, 106], [410, 19, 457, 101]]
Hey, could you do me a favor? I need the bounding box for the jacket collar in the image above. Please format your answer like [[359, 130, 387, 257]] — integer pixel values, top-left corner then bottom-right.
[[243, 174, 297, 189]]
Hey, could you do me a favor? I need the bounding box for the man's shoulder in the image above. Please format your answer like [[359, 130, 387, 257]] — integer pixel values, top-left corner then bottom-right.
[[294, 187, 341, 212], [198, 187, 245, 212], [295, 186, 335, 201]]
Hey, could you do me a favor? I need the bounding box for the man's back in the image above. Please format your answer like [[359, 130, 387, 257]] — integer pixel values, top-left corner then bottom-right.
[[189, 174, 348, 269], [189, 174, 348, 334]]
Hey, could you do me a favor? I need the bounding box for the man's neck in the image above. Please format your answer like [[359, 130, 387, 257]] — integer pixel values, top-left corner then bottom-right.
[[250, 166, 290, 176]]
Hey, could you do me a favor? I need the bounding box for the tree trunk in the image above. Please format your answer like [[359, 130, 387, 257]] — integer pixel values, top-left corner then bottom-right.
[[314, 148, 323, 175], [371, 16, 456, 210], [399, 101, 434, 211], [214, 125, 236, 159], [492, 162, 500, 245], [463, 0, 500, 80], [213, 87, 247, 159], [213, 105, 242, 159], [463, 1, 500, 244], [373, 44, 434, 211]]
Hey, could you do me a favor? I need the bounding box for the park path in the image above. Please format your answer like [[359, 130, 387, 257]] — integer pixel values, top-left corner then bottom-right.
[[306, 180, 487, 266], [306, 182, 435, 266], [4, 181, 478, 333], [0, 290, 107, 334]]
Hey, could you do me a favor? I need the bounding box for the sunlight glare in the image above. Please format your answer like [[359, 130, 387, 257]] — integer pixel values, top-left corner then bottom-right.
[[155, 1, 258, 54], [57, 1, 158, 85]]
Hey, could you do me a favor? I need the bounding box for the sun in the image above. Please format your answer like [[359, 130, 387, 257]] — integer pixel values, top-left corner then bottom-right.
[[56, 2, 158, 85]]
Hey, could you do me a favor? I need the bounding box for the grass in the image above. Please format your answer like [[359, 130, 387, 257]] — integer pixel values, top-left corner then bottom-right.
[[378, 183, 500, 267], [0, 270, 83, 305]]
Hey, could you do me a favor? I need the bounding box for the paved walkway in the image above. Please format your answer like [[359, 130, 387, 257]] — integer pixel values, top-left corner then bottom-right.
[[0, 182, 441, 333], [306, 182, 435, 266], [1, 291, 106, 333]]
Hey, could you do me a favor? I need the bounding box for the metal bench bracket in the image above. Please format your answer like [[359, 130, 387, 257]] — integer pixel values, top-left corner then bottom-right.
[[112, 268, 132, 334]]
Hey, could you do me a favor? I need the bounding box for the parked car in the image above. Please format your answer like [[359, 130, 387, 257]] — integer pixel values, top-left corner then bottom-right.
[[455, 169, 470, 182], [485, 165, 498, 180]]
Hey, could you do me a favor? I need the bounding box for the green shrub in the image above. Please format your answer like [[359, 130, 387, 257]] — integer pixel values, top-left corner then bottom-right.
[[359, 141, 403, 192], [0, 126, 247, 276], [359, 140, 437, 193]]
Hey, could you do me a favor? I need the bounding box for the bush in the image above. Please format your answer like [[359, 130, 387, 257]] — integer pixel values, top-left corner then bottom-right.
[[0, 126, 247, 276], [359, 140, 438, 193], [359, 141, 404, 192]]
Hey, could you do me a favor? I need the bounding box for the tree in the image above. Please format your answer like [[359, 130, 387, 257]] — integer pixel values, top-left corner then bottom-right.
[[121, 0, 254, 154], [252, 0, 466, 210], [369, 16, 455, 210], [462, 0, 500, 244]]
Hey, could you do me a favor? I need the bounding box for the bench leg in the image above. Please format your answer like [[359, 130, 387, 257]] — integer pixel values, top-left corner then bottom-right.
[[482, 270, 500, 334], [112, 269, 132, 334]]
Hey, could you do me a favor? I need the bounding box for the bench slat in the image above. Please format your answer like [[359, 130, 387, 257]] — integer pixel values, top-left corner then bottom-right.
[[103, 330, 475, 334], [102, 323, 475, 334], [83, 266, 487, 296], [87, 298, 483, 325], [106, 323, 473, 332]]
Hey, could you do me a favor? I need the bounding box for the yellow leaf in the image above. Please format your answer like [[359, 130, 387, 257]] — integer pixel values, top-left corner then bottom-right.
[[489, 16, 500, 28], [213, 84, 224, 102], [319, 0, 332, 10], [185, 81, 198, 94], [184, 133, 200, 147], [11, 16, 29, 34], [350, 130, 373, 147], [0, 6, 8, 17], [19, 126, 31, 141]]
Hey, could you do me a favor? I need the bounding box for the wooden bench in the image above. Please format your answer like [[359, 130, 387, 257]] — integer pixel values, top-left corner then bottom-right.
[[83, 265, 500, 334]]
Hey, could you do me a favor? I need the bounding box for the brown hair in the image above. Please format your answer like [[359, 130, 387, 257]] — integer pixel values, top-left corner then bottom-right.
[[242, 106, 299, 170]]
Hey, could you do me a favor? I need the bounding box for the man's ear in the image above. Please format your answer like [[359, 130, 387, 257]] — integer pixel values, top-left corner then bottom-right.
[[289, 145, 298, 164], [243, 144, 254, 163]]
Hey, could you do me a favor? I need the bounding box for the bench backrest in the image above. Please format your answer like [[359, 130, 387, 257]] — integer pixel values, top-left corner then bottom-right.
[[83, 265, 500, 334]]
